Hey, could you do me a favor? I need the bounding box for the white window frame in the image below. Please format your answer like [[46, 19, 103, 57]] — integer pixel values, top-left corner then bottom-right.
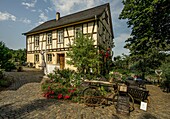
[[35, 54, 39, 62], [75, 27, 82, 38], [47, 54, 52, 62], [57, 30, 63, 43], [35, 36, 39, 46], [47, 33, 52, 44]]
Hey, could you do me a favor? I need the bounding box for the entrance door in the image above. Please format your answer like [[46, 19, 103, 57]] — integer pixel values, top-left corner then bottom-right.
[[57, 54, 65, 69]]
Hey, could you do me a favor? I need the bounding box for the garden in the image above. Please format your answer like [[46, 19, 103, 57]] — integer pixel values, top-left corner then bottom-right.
[[40, 33, 170, 106]]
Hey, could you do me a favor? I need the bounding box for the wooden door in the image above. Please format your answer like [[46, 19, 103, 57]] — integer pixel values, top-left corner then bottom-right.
[[57, 54, 65, 69]]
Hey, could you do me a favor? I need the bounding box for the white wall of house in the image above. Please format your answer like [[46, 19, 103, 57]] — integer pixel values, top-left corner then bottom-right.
[[26, 21, 98, 70]]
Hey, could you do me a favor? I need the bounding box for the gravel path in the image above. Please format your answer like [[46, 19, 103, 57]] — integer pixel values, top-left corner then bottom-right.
[[0, 68, 170, 119]]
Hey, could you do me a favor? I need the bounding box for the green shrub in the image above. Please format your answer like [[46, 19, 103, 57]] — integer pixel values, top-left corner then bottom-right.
[[3, 61, 16, 71], [161, 62, 170, 82], [0, 70, 4, 79], [0, 79, 10, 87], [0, 73, 13, 87]]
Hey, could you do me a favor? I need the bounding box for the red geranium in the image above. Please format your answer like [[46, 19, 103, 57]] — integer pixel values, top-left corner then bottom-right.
[[68, 89, 75, 93], [64, 95, 70, 99], [105, 52, 109, 58], [51, 91, 55, 94], [48, 86, 51, 90], [57, 94, 63, 99]]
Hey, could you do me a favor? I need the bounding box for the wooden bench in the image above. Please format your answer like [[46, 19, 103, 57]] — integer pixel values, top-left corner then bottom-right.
[[127, 86, 149, 102], [125, 80, 146, 89]]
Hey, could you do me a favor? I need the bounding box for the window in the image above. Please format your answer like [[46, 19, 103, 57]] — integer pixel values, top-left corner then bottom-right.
[[35, 36, 39, 46], [35, 54, 39, 62], [75, 27, 82, 38], [47, 54, 52, 62], [58, 30, 63, 43], [47, 33, 52, 44]]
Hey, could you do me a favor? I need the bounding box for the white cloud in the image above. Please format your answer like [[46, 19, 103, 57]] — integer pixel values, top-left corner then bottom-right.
[[45, 9, 49, 13], [31, 9, 36, 12], [38, 9, 42, 13], [50, 0, 101, 16], [19, 18, 31, 24], [48, 7, 53, 12], [0, 11, 31, 24], [22, 0, 37, 9], [0, 11, 16, 21], [113, 33, 131, 56], [38, 12, 48, 24], [115, 33, 131, 44], [49, 0, 122, 17]]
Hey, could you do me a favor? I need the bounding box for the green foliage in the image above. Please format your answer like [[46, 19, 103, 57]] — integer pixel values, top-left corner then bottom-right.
[[160, 62, 170, 81], [159, 57, 170, 89], [0, 70, 3, 79], [41, 83, 51, 92], [0, 80, 10, 87], [119, 0, 169, 79], [66, 33, 101, 74], [11, 49, 26, 65], [113, 54, 130, 70], [47, 68, 74, 86], [4, 62, 16, 71], [0, 70, 13, 87], [43, 68, 86, 102], [0, 41, 16, 71]]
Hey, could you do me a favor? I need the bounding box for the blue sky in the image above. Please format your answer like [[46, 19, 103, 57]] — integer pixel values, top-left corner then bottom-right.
[[0, 0, 131, 56]]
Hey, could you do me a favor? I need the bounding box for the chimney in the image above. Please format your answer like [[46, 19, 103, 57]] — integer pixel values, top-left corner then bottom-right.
[[56, 12, 60, 21]]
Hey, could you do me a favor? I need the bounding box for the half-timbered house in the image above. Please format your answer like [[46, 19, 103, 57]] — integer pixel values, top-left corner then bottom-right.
[[23, 3, 114, 71]]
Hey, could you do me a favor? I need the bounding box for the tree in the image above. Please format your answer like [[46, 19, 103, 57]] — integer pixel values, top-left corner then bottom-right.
[[12, 49, 26, 64], [119, 0, 170, 79], [66, 34, 101, 75], [0, 41, 15, 71]]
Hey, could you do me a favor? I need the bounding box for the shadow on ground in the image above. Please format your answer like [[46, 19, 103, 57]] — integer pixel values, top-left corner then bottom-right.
[[3, 69, 44, 91], [0, 99, 61, 118], [138, 112, 157, 119]]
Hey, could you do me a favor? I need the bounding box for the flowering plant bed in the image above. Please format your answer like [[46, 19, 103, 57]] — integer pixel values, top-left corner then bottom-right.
[[42, 82, 77, 100]]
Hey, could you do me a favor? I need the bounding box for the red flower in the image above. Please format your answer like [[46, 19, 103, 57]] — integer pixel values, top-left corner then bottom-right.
[[68, 89, 74, 93], [48, 86, 51, 90], [57, 94, 63, 99], [68, 89, 71, 93], [43, 93, 46, 97], [105, 52, 109, 58], [64, 95, 70, 99], [51, 91, 55, 94]]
